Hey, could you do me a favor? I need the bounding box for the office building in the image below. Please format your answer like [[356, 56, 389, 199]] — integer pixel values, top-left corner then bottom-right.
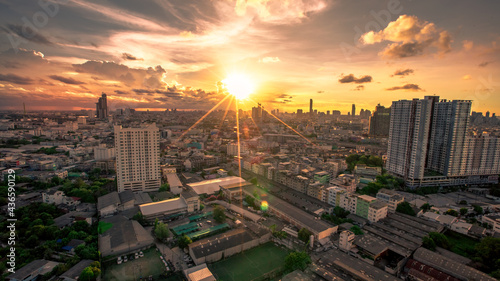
[[310, 99, 313, 115], [351, 104, 356, 116], [369, 104, 391, 137], [96, 93, 108, 120], [115, 123, 161, 192]]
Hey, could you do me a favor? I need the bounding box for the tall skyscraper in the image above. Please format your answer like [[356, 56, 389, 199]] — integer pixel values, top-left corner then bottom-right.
[[310, 99, 313, 115], [387, 97, 434, 182], [96, 93, 108, 120], [115, 123, 161, 192], [369, 104, 391, 137], [352, 104, 356, 116], [387, 96, 499, 187], [426, 99, 471, 176]]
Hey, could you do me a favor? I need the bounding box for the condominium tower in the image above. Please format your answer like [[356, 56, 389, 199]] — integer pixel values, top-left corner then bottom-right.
[[115, 123, 161, 192], [387, 96, 499, 187]]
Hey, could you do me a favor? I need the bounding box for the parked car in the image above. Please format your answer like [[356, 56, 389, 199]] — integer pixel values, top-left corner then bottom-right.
[[135, 252, 139, 259], [117, 256, 122, 264], [139, 251, 144, 257], [124, 256, 128, 263]]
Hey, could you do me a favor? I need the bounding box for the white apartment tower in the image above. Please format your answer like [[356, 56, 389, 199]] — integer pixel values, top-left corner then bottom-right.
[[115, 123, 161, 192], [387, 96, 499, 187], [387, 97, 435, 181]]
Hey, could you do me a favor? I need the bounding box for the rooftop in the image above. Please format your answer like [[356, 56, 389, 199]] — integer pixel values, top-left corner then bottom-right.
[[97, 191, 120, 210], [60, 259, 93, 280], [189, 228, 254, 259], [413, 247, 496, 281], [7, 259, 60, 280], [139, 198, 187, 216]]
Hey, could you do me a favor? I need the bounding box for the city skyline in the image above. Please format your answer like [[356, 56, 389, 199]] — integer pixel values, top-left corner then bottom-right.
[[0, 1, 499, 114]]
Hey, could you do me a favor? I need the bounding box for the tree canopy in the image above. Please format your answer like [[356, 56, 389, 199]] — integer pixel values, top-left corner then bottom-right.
[[213, 205, 226, 223], [155, 222, 170, 241], [396, 202, 416, 216], [284, 251, 311, 273]]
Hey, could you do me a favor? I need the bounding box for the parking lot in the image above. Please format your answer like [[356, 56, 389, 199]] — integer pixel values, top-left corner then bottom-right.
[[102, 248, 169, 281]]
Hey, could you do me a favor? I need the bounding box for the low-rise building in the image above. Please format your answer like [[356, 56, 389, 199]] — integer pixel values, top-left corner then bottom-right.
[[356, 195, 377, 219], [98, 215, 154, 258], [6, 259, 60, 281], [368, 201, 388, 222], [376, 188, 404, 213], [339, 230, 355, 251], [482, 214, 500, 234]]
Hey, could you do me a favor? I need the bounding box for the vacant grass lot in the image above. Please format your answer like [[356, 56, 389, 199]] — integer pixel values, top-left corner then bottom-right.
[[445, 230, 479, 258]]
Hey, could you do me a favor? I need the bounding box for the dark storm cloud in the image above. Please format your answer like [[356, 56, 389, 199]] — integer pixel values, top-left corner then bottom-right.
[[49, 75, 85, 85], [114, 90, 130, 95], [122, 53, 143, 61], [2, 24, 52, 45], [0, 73, 34, 84], [339, 74, 372, 84], [479, 61, 493, 67], [392, 69, 414, 77], [353, 85, 364, 91], [386, 84, 424, 91]]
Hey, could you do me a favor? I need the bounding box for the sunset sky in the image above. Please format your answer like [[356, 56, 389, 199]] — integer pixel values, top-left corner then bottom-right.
[[0, 0, 499, 114]]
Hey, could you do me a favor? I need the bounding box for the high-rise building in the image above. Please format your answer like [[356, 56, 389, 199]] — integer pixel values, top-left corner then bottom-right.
[[426, 99, 471, 176], [96, 93, 108, 120], [387, 96, 499, 187], [310, 99, 313, 115], [387, 97, 434, 181], [115, 123, 161, 192], [369, 104, 391, 137], [351, 104, 356, 116]]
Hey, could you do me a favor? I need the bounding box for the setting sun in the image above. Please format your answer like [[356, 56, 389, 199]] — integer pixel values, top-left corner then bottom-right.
[[222, 73, 254, 100]]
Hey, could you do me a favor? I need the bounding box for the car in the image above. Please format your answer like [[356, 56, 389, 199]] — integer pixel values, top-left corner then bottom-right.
[[139, 251, 144, 257], [123, 256, 128, 262], [117, 257, 122, 264], [135, 252, 139, 259]]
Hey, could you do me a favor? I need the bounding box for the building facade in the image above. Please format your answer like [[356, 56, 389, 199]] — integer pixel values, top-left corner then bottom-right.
[[115, 123, 161, 192]]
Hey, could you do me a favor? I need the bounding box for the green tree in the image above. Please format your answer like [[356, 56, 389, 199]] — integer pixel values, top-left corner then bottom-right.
[[422, 236, 436, 251], [473, 205, 483, 215], [460, 208, 468, 216], [350, 225, 363, 235], [132, 212, 148, 226], [475, 237, 500, 272], [429, 232, 450, 249], [396, 202, 416, 216], [333, 206, 350, 218], [284, 251, 311, 273], [250, 177, 258, 185], [213, 205, 226, 223], [445, 209, 459, 217], [159, 183, 170, 192], [178, 235, 193, 249], [420, 203, 432, 212], [298, 228, 312, 243], [79, 267, 95, 281], [155, 222, 170, 241]]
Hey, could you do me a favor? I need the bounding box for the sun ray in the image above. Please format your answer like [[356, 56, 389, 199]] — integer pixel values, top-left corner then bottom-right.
[[218, 95, 235, 129], [248, 98, 315, 145], [176, 94, 231, 141]]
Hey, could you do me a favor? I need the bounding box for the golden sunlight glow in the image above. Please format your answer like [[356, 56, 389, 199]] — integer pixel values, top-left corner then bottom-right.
[[222, 73, 254, 100]]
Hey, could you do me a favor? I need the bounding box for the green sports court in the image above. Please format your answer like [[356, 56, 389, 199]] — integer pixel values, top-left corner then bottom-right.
[[209, 242, 289, 281]]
